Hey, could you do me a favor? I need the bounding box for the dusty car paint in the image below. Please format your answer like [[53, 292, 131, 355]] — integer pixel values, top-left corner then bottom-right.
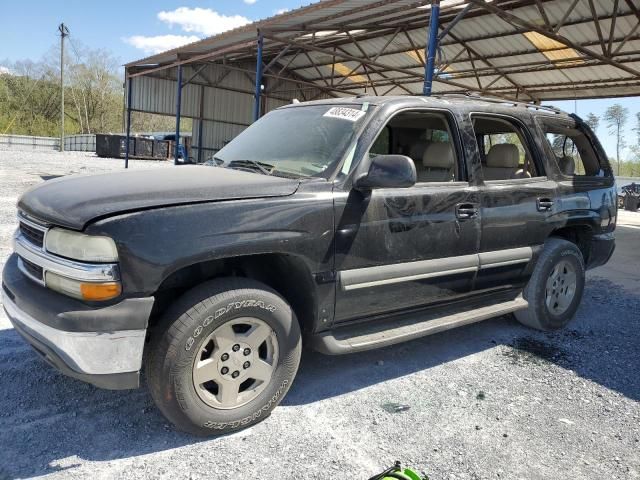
[[2, 95, 617, 391]]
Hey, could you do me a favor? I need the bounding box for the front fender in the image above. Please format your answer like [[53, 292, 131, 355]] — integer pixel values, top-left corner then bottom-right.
[[86, 186, 335, 296]]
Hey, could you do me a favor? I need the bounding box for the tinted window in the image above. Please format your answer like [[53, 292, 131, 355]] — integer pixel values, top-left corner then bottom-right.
[[370, 127, 390, 156]]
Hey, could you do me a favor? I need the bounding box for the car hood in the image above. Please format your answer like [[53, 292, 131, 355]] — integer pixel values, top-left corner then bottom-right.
[[18, 166, 300, 230]]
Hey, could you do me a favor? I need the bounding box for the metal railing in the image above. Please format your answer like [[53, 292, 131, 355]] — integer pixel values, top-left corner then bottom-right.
[[0, 134, 97, 152]]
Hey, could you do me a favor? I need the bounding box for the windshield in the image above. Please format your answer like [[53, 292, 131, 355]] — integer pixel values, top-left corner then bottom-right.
[[214, 104, 369, 178]]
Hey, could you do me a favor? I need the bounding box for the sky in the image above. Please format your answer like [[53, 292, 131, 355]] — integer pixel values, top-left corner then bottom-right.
[[1, 0, 639, 159]]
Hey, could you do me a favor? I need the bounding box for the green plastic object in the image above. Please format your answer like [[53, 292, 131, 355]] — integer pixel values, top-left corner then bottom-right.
[[380, 467, 423, 480], [368, 462, 429, 480]]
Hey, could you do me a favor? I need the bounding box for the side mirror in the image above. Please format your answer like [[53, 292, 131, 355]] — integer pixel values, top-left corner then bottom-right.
[[353, 154, 416, 190]]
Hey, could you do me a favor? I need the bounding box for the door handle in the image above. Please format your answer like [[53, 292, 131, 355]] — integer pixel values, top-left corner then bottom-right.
[[537, 198, 554, 212], [456, 203, 479, 220]]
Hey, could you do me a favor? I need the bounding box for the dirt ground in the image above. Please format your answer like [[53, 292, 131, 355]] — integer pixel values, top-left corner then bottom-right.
[[588, 210, 640, 294], [0, 152, 638, 480]]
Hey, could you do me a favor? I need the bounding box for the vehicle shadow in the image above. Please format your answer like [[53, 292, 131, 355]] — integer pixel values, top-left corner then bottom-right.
[[0, 278, 637, 478], [286, 277, 640, 407]]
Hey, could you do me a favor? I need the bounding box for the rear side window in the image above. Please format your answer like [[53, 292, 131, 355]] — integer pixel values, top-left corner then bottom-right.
[[471, 115, 541, 181], [539, 120, 608, 177]]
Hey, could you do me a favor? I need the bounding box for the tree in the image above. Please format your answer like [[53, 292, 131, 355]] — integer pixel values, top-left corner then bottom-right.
[[0, 42, 123, 137], [633, 112, 640, 147], [585, 113, 599, 133], [604, 104, 629, 176]]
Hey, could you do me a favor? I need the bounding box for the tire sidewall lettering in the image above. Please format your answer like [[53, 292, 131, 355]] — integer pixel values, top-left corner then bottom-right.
[[185, 299, 277, 351], [201, 379, 289, 430]]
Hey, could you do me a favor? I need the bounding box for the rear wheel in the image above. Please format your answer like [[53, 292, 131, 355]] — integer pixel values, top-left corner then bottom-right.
[[146, 278, 301, 436], [514, 238, 585, 331]]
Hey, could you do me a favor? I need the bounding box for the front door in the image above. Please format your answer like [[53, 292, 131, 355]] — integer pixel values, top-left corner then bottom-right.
[[333, 109, 481, 323]]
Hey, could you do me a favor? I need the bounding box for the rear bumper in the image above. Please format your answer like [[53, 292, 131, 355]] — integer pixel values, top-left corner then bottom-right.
[[2, 254, 152, 390], [587, 232, 615, 270]]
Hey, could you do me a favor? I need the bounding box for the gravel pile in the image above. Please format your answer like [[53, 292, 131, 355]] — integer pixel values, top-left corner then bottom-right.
[[0, 152, 638, 479]]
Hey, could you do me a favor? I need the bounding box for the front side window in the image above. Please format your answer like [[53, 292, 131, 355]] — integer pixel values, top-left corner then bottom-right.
[[472, 115, 541, 181], [214, 105, 370, 178], [539, 119, 608, 177], [367, 110, 460, 183]]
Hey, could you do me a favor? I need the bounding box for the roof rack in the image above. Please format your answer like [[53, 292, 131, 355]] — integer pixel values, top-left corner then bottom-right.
[[435, 92, 564, 115]]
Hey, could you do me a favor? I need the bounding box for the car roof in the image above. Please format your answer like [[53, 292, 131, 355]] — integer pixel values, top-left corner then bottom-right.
[[280, 94, 574, 121]]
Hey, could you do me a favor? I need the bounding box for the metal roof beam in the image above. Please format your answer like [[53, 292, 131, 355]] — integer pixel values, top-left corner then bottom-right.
[[469, 0, 640, 79], [608, 0, 620, 57], [298, 50, 640, 86], [258, 8, 635, 70], [263, 33, 522, 100], [587, 0, 608, 56], [295, 0, 408, 29], [330, 72, 640, 98], [533, 0, 552, 29], [127, 40, 257, 78], [440, 27, 538, 101], [344, 31, 414, 95], [283, 11, 638, 73], [552, 0, 579, 33], [291, 34, 640, 78], [490, 78, 640, 93], [438, 3, 474, 42]]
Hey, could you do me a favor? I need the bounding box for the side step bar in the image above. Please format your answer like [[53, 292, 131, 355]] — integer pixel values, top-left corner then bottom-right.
[[310, 297, 528, 355]]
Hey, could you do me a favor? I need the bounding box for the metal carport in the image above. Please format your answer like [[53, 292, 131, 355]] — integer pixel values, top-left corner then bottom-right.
[[123, 0, 640, 166]]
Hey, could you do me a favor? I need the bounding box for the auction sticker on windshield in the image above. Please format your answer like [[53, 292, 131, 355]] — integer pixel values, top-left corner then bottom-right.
[[323, 107, 366, 122]]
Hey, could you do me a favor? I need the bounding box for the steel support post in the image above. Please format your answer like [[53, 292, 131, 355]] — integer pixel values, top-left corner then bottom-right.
[[253, 31, 264, 122], [124, 77, 133, 169], [423, 0, 441, 96], [175, 65, 183, 165], [197, 84, 204, 164]]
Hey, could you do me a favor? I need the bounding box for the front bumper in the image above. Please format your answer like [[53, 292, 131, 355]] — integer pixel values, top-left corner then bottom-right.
[[2, 254, 153, 390]]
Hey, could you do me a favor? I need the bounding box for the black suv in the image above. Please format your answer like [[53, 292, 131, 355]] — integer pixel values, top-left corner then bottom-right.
[[2, 95, 616, 435]]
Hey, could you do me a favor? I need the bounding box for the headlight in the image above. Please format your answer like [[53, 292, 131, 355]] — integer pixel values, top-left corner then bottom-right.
[[45, 228, 118, 262], [45, 272, 121, 301]]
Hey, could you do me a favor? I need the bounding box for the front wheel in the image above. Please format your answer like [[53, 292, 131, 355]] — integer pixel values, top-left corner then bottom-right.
[[514, 237, 585, 331], [146, 278, 301, 436]]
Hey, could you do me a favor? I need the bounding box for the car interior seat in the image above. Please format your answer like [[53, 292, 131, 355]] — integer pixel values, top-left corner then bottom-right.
[[484, 143, 520, 180], [558, 155, 576, 175], [418, 142, 455, 182], [409, 139, 430, 165]]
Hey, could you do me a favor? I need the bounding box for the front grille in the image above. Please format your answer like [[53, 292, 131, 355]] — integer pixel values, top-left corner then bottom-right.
[[19, 221, 45, 248], [19, 256, 44, 281]]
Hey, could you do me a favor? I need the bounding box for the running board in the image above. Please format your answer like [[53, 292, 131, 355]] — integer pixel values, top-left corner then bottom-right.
[[311, 297, 528, 355]]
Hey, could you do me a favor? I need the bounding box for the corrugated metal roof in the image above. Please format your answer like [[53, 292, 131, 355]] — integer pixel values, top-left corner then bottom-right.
[[127, 0, 640, 101]]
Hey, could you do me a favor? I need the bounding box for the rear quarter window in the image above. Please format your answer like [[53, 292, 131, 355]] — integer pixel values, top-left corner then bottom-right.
[[538, 117, 610, 178]]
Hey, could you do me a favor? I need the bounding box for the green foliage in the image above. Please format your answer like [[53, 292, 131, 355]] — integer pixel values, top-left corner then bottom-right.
[[585, 113, 599, 133], [603, 104, 629, 171], [0, 44, 124, 137], [0, 44, 192, 138], [634, 112, 640, 147]]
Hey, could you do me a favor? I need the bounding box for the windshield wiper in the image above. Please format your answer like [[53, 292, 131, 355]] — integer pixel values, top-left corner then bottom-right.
[[227, 159, 274, 175]]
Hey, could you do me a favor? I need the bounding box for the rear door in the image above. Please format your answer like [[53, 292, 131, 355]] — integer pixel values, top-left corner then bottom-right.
[[332, 108, 481, 323], [469, 113, 557, 293]]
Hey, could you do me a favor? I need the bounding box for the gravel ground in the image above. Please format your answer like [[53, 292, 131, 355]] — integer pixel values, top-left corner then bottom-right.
[[0, 151, 639, 480]]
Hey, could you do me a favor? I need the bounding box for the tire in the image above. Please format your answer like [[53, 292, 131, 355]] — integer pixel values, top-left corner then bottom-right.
[[624, 195, 639, 211], [146, 278, 302, 436], [514, 237, 585, 331]]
